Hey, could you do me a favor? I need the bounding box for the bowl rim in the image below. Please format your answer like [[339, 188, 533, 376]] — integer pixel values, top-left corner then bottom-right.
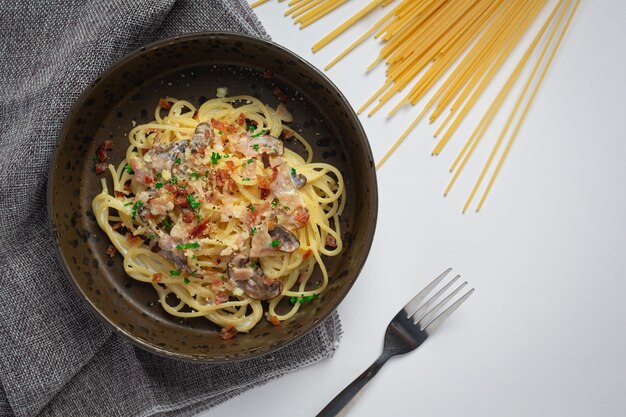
[[47, 31, 378, 362]]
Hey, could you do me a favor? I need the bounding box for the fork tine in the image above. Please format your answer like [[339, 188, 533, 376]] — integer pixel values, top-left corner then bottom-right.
[[403, 267, 452, 317], [417, 281, 468, 329], [423, 287, 474, 334], [410, 274, 460, 323]]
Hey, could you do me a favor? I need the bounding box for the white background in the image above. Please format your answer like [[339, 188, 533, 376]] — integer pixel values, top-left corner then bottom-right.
[[201, 1, 626, 416]]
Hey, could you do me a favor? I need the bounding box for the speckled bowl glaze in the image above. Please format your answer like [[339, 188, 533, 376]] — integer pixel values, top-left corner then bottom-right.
[[48, 32, 377, 362]]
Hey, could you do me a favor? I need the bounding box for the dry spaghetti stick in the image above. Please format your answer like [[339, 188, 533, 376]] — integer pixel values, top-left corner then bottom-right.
[[368, 0, 478, 116], [286, 0, 321, 18], [427, 0, 528, 126], [308, 0, 387, 46], [448, 0, 563, 174], [250, 0, 270, 7], [298, 0, 348, 27], [387, 0, 502, 118], [476, 0, 579, 211], [432, 0, 545, 155]]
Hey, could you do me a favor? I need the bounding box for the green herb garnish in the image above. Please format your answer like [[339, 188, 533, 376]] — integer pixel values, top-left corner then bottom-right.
[[190, 172, 200, 180], [168, 176, 178, 184], [283, 206, 290, 211], [270, 239, 280, 248], [289, 294, 318, 304], [124, 164, 134, 174], [175, 157, 181, 164], [271, 198, 279, 207], [169, 270, 181, 276], [252, 144, 259, 150], [251, 130, 266, 138], [187, 194, 200, 209], [176, 242, 200, 250], [183, 277, 190, 284], [155, 182, 163, 189], [249, 204, 255, 212], [211, 152, 222, 165], [131, 200, 143, 221], [248, 124, 256, 132], [148, 234, 156, 240], [163, 218, 173, 229], [251, 227, 257, 236], [291, 167, 296, 175]]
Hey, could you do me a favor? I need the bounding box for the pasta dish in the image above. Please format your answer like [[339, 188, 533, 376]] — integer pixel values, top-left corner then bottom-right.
[[92, 94, 344, 338]]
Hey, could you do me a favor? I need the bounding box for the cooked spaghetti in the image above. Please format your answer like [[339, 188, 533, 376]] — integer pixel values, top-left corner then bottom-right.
[[92, 95, 344, 337]]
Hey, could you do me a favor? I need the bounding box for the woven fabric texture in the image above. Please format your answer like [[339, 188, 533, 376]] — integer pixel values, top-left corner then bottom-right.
[[0, 1, 341, 416]]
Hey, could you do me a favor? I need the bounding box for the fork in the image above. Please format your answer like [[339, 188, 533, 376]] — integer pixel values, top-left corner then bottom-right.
[[316, 268, 474, 417]]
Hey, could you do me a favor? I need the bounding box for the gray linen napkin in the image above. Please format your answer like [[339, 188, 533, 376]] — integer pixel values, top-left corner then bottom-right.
[[0, 1, 342, 416]]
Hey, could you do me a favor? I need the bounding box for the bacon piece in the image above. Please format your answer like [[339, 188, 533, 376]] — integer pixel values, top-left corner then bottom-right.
[[294, 208, 310, 226], [96, 143, 108, 163], [126, 233, 143, 247], [280, 130, 294, 140], [174, 195, 189, 208], [182, 210, 194, 223], [215, 291, 229, 304], [260, 188, 270, 200], [261, 152, 271, 169], [211, 118, 237, 133], [114, 191, 125, 198], [262, 69, 273, 79], [106, 245, 117, 258], [159, 98, 172, 110], [273, 86, 288, 103], [95, 163, 107, 174], [302, 249, 313, 260], [237, 112, 245, 126], [268, 315, 281, 326], [104, 140, 114, 151], [220, 325, 238, 340], [225, 160, 235, 171], [325, 234, 337, 249], [189, 220, 208, 238], [151, 272, 162, 283]]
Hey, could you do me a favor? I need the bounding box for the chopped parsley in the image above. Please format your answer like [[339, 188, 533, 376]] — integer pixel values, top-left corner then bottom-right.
[[190, 172, 200, 180], [247, 158, 254, 164], [183, 277, 190, 284], [148, 234, 156, 240], [131, 200, 143, 221], [249, 204, 255, 212], [124, 164, 134, 174], [218, 130, 222, 135], [248, 124, 256, 132], [291, 167, 296, 175], [250, 227, 257, 236], [169, 269, 181, 276], [163, 217, 173, 229], [242, 177, 250, 181], [187, 194, 200, 209], [176, 242, 200, 250], [175, 157, 181, 164], [124, 202, 133, 206], [155, 182, 163, 189], [211, 152, 222, 165], [223, 153, 230, 158], [191, 254, 197, 259], [251, 130, 267, 138], [283, 206, 291, 211], [271, 198, 279, 207], [289, 294, 318, 304], [168, 176, 178, 184], [270, 239, 280, 248], [252, 144, 259, 150]]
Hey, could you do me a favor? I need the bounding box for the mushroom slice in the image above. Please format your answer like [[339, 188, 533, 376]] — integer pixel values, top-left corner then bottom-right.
[[191, 122, 214, 148], [228, 254, 283, 300], [268, 225, 300, 253], [250, 134, 284, 156], [290, 168, 307, 189]]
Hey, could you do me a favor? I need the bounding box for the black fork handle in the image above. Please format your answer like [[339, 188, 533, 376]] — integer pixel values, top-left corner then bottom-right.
[[316, 353, 391, 417]]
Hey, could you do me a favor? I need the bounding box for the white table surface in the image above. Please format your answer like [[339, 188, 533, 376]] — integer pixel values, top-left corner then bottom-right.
[[201, 1, 626, 416]]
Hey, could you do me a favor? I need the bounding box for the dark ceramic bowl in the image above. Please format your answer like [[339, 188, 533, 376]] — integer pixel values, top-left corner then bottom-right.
[[48, 32, 377, 362]]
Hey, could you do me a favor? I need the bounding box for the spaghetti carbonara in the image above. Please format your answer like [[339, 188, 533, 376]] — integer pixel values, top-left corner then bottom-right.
[[92, 95, 344, 338]]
